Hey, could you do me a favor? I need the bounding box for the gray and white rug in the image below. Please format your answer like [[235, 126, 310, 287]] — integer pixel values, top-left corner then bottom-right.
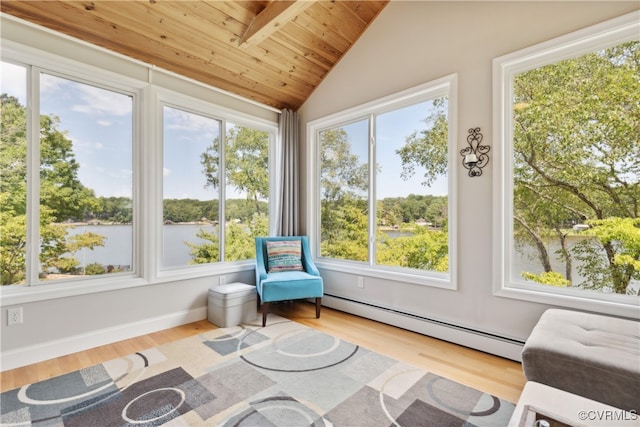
[[0, 317, 515, 426]]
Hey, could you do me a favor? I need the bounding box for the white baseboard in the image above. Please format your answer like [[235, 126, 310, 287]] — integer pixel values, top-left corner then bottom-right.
[[1, 306, 208, 372], [323, 295, 524, 362]]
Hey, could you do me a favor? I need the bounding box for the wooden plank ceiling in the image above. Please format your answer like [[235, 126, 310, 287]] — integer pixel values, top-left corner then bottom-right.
[[1, 1, 389, 111]]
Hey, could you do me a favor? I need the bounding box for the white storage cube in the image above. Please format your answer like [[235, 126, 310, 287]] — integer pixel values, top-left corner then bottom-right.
[[208, 283, 257, 327]]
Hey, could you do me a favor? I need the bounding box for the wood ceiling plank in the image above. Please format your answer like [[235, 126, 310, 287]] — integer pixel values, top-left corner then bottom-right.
[[293, 6, 351, 56], [286, 20, 344, 65], [239, 0, 314, 48], [201, 0, 265, 28], [270, 30, 333, 73], [160, 1, 323, 93], [312, 1, 366, 45], [5, 1, 294, 108], [77, 1, 309, 103], [341, 1, 388, 24], [0, 0, 389, 110]]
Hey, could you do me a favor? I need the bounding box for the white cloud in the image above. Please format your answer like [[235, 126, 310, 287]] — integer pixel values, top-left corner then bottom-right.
[[163, 168, 171, 177], [1, 62, 27, 104], [72, 84, 132, 117], [164, 107, 220, 136], [97, 120, 112, 127]]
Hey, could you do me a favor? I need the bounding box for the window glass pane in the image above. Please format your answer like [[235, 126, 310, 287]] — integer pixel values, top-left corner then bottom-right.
[[163, 106, 221, 266], [319, 119, 369, 261], [376, 98, 449, 272], [1, 61, 28, 285], [224, 123, 269, 261], [511, 41, 639, 296], [38, 73, 133, 281]]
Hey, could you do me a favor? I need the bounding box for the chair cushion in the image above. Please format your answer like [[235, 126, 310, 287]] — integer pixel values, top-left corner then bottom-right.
[[259, 271, 323, 302], [266, 240, 304, 272]]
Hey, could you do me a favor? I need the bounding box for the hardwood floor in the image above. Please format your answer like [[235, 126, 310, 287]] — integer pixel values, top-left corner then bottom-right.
[[0, 302, 526, 403]]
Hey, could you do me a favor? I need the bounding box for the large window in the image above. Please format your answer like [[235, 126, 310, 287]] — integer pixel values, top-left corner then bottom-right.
[[493, 12, 639, 315], [0, 33, 277, 293], [1, 62, 134, 285], [162, 101, 272, 269], [310, 76, 457, 287]]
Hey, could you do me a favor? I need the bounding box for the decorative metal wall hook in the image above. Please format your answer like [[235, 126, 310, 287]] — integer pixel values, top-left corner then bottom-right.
[[460, 127, 490, 177]]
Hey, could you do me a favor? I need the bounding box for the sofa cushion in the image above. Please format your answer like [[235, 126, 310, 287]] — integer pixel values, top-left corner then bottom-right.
[[266, 240, 304, 272], [521, 308, 640, 413]]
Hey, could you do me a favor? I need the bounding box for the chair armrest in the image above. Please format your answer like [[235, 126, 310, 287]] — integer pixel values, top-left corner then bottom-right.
[[255, 237, 269, 282], [300, 236, 321, 277]]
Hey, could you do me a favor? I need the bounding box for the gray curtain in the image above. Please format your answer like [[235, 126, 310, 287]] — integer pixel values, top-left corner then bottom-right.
[[276, 108, 299, 236]]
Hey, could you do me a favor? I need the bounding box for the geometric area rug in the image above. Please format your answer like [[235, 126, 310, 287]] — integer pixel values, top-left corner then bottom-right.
[[0, 316, 515, 426]]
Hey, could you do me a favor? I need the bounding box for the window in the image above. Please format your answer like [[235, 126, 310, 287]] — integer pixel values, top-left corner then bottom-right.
[[310, 76, 457, 288], [0, 61, 28, 285], [162, 105, 222, 267], [1, 33, 277, 295], [493, 12, 639, 315], [1, 63, 134, 285], [161, 100, 272, 269]]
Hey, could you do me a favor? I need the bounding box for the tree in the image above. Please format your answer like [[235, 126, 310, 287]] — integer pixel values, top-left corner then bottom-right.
[[0, 94, 105, 285], [319, 127, 369, 260], [573, 218, 640, 295], [513, 41, 640, 294], [187, 212, 268, 264], [396, 97, 449, 188], [190, 125, 269, 263], [201, 126, 269, 215]]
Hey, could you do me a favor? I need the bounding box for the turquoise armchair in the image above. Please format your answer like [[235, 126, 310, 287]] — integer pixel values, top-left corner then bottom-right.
[[255, 236, 323, 327]]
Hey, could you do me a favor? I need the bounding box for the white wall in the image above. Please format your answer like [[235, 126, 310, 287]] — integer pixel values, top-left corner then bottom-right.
[[298, 1, 639, 357]]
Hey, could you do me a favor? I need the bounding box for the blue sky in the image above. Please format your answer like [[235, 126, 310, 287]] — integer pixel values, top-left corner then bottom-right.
[[2, 61, 447, 201]]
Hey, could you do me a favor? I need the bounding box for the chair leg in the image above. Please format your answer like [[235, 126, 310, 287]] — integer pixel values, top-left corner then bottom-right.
[[262, 302, 270, 327], [315, 297, 321, 319]]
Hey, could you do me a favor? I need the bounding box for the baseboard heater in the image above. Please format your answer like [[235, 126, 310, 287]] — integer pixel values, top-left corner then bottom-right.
[[322, 293, 525, 362]]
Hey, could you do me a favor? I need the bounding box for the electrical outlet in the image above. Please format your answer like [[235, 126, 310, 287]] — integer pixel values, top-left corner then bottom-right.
[[219, 276, 226, 285], [357, 276, 364, 289], [7, 307, 23, 326]]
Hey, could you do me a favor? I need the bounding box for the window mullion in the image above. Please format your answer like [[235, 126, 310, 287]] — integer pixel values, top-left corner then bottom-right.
[[219, 119, 226, 262], [26, 67, 41, 286], [369, 114, 376, 266]]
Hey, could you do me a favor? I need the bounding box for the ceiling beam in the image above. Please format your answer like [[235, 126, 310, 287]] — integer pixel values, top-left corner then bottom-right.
[[239, 0, 314, 48]]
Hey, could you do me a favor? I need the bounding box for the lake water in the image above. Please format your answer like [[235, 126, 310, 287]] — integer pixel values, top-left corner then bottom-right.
[[67, 224, 217, 268], [67, 224, 638, 292]]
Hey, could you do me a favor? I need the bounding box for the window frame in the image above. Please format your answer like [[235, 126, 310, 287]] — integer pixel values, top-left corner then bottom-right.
[[492, 11, 640, 318], [307, 75, 458, 290], [155, 88, 277, 277], [0, 24, 278, 306], [1, 48, 144, 291]]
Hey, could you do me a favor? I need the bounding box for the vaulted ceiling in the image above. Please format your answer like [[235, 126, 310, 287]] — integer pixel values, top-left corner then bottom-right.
[[1, 1, 389, 110]]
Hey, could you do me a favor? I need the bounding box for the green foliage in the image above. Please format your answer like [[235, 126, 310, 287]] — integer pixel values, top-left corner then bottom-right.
[[188, 213, 269, 264], [522, 271, 570, 287], [185, 125, 270, 264], [84, 263, 106, 275], [0, 94, 106, 285], [96, 197, 133, 223], [512, 41, 639, 294], [377, 227, 448, 271], [573, 218, 640, 294], [187, 228, 220, 264], [396, 97, 449, 187], [200, 126, 269, 214], [0, 194, 27, 284], [319, 113, 450, 270]]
